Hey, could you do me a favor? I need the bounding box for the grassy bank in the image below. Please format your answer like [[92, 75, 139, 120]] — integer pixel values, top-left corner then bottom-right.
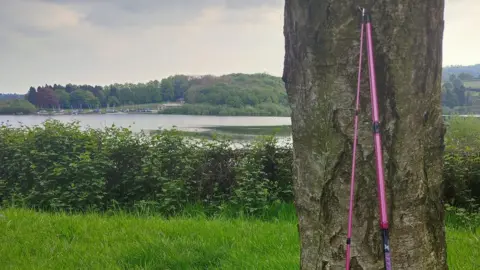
[[160, 103, 291, 117], [150, 125, 292, 140], [0, 207, 478, 269], [208, 125, 291, 136]]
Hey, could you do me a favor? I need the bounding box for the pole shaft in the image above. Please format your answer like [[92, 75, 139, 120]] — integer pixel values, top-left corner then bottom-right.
[[345, 20, 365, 270], [365, 12, 392, 270], [365, 12, 389, 232]]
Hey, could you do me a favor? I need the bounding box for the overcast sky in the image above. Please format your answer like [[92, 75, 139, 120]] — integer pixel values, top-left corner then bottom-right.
[[0, 0, 477, 93]]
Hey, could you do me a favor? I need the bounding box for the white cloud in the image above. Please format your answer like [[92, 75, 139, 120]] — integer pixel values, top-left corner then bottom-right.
[[0, 0, 477, 93], [443, 0, 480, 66]]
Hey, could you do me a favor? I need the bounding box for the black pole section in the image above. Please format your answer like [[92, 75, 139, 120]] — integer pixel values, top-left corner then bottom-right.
[[382, 229, 392, 269]]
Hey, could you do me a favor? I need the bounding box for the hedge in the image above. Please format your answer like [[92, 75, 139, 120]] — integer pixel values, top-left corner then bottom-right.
[[0, 119, 478, 215]]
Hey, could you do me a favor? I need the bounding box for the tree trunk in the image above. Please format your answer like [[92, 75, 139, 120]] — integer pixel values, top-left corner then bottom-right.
[[282, 1, 447, 269]]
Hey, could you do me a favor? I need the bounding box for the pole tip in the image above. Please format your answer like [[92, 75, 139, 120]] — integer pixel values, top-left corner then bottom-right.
[[356, 6, 367, 18]]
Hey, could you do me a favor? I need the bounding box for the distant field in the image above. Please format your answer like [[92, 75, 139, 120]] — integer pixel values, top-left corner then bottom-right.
[[464, 80, 480, 88]]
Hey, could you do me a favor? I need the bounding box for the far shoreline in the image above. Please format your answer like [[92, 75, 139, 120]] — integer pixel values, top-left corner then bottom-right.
[[0, 112, 292, 118]]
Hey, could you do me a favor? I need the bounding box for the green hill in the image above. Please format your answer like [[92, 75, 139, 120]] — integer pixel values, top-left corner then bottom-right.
[[163, 73, 290, 116]]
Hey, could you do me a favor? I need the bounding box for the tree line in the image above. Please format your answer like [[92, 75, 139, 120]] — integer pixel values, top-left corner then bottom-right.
[[25, 75, 190, 109], [442, 72, 480, 113], [22, 73, 289, 113], [442, 73, 472, 108], [5, 69, 480, 116], [442, 64, 480, 80]]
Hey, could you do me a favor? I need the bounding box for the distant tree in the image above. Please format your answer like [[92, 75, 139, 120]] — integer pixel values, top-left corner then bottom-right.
[[458, 72, 475, 81], [442, 89, 458, 108], [54, 89, 71, 108], [442, 81, 453, 91], [442, 82, 456, 108], [52, 84, 65, 90], [465, 92, 473, 106], [225, 95, 243, 108], [26, 87, 37, 105], [109, 86, 119, 98], [91, 86, 106, 106], [65, 84, 75, 93], [172, 75, 190, 100], [452, 78, 466, 106], [36, 87, 59, 108], [118, 88, 135, 105], [107, 96, 120, 106], [160, 79, 175, 102], [0, 94, 23, 101], [70, 90, 99, 108], [449, 74, 457, 82]]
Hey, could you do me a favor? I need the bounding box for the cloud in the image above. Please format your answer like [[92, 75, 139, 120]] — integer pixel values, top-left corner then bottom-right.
[[0, 0, 478, 93], [443, 0, 480, 66], [0, 0, 284, 93], [36, 0, 283, 28], [0, 0, 82, 35]]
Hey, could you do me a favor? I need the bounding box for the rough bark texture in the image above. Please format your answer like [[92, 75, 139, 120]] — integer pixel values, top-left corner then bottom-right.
[[282, 1, 447, 269]]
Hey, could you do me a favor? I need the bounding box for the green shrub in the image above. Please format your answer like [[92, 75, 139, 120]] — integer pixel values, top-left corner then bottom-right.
[[0, 120, 292, 215], [0, 116, 479, 216], [443, 116, 480, 211], [445, 204, 480, 231]]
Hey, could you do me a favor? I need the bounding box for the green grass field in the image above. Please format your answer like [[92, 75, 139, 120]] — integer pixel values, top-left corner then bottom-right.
[[0, 207, 478, 269]]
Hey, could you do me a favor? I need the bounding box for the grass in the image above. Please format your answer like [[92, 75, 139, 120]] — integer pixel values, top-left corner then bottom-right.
[[0, 207, 299, 270], [0, 206, 478, 269], [447, 228, 480, 269]]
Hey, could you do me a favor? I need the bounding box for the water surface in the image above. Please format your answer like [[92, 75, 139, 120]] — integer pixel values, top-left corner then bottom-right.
[[0, 114, 292, 132]]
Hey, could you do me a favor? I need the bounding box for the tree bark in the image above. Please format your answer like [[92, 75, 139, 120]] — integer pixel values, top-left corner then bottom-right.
[[282, 1, 447, 269]]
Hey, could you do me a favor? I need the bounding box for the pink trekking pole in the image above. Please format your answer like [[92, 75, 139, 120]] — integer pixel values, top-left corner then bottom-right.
[[345, 7, 392, 270]]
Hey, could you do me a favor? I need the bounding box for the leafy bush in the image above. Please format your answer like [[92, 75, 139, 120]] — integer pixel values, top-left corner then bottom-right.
[[0, 120, 293, 215], [444, 116, 480, 152], [445, 204, 480, 231], [443, 116, 480, 211]]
